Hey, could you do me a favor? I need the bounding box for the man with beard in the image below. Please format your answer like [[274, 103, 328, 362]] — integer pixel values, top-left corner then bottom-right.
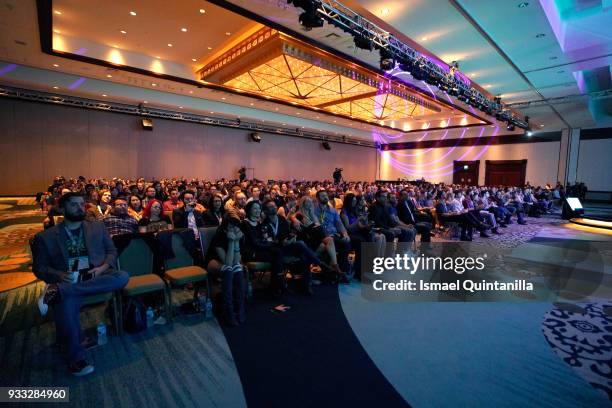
[[102, 197, 139, 238], [32, 192, 128, 376]]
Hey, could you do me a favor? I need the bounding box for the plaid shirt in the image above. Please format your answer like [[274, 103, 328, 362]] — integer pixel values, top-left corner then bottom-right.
[[103, 214, 138, 237]]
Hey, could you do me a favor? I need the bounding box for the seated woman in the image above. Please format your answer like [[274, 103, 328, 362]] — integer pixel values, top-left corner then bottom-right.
[[139, 199, 172, 232], [202, 193, 224, 227], [128, 194, 143, 221], [85, 189, 112, 220], [292, 195, 342, 278], [204, 213, 246, 326], [242, 201, 287, 296]]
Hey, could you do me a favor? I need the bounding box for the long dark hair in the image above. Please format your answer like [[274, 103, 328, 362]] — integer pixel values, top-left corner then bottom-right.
[[342, 193, 357, 217]]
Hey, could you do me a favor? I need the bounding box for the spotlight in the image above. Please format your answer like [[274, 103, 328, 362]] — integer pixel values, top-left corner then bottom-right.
[[506, 122, 515, 131], [249, 132, 262, 143], [141, 118, 153, 131], [526, 129, 533, 137], [380, 48, 396, 70], [299, 9, 324, 29], [322, 141, 331, 150], [353, 34, 373, 51]]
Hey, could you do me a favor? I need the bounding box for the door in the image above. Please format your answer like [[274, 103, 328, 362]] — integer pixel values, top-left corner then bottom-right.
[[485, 160, 527, 186], [453, 160, 480, 186]]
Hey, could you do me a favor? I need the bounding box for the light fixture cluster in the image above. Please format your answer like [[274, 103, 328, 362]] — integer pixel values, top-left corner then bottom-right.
[[285, 0, 530, 131]]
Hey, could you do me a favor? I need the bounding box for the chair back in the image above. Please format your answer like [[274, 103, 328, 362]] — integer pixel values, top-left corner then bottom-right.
[[164, 230, 195, 270], [198, 227, 218, 258], [117, 236, 154, 277]]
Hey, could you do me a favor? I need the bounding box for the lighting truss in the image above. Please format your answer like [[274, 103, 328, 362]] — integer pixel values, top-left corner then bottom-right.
[[0, 85, 377, 148], [288, 0, 529, 129], [506, 89, 612, 109]]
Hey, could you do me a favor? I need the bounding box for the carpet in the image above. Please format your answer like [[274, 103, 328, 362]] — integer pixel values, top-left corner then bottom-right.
[[221, 284, 410, 408]]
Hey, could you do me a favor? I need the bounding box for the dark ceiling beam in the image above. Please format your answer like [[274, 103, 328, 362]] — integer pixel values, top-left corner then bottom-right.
[[448, 0, 571, 128]]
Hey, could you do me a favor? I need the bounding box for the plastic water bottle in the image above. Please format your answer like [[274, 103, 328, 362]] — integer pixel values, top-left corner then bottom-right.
[[97, 322, 107, 346], [146, 307, 155, 328], [205, 298, 213, 318]]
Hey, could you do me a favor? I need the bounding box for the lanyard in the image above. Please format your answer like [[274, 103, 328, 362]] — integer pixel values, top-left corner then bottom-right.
[[269, 217, 279, 237], [65, 225, 83, 247]]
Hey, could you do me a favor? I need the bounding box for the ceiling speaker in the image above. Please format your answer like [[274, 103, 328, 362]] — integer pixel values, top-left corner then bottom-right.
[[141, 118, 153, 131], [322, 141, 331, 150], [249, 132, 262, 143]]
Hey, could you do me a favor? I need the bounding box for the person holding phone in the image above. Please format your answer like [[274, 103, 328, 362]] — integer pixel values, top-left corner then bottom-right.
[[32, 192, 128, 377]]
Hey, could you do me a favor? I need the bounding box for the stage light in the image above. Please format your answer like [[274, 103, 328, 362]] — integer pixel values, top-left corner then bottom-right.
[[249, 132, 262, 143], [353, 34, 373, 51], [506, 122, 515, 131], [380, 48, 395, 70], [526, 129, 533, 136], [322, 141, 331, 150]]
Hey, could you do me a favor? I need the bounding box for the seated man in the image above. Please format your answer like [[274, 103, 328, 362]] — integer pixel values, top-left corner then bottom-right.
[[369, 190, 415, 244], [224, 190, 247, 219], [102, 197, 139, 238], [172, 190, 205, 239], [32, 192, 128, 376], [397, 189, 432, 242], [163, 187, 182, 213]]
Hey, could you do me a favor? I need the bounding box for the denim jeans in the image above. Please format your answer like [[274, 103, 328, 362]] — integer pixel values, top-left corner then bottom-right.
[[56, 269, 128, 363]]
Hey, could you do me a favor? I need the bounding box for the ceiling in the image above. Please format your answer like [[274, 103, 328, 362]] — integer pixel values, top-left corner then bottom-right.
[[0, 0, 609, 143]]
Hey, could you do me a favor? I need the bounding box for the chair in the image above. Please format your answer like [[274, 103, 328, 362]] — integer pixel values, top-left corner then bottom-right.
[[160, 229, 208, 315], [117, 236, 170, 331], [29, 237, 121, 336]]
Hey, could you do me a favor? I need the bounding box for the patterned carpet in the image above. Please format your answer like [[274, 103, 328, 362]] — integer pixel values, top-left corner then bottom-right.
[[0, 198, 43, 292]]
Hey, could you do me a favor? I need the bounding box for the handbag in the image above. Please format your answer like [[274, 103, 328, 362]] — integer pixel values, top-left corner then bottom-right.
[[123, 298, 147, 333]]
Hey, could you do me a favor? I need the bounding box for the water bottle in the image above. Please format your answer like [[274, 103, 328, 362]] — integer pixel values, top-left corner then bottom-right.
[[205, 297, 213, 318], [146, 307, 155, 328], [97, 322, 107, 346]]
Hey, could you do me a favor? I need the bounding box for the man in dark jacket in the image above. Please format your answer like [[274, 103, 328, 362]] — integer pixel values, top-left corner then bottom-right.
[[369, 190, 413, 243], [397, 189, 432, 242], [172, 190, 205, 237], [32, 192, 128, 377]]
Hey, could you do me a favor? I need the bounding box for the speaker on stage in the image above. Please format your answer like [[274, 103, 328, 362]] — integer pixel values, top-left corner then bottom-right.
[[562, 197, 584, 220]]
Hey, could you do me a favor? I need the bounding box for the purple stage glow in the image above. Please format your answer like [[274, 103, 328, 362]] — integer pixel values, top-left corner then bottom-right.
[[0, 64, 18, 76], [68, 77, 87, 90], [379, 125, 499, 178]]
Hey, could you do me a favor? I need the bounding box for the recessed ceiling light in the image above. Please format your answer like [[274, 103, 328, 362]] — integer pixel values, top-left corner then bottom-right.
[[143, 100, 148, 104], [191, 58, 197, 62], [102, 94, 107, 97], [535, 33, 546, 38], [484, 84, 492, 88], [53, 86, 59, 89], [221, 97, 226, 100], [181, 28, 187, 32], [120, 30, 127, 34], [518, 2, 529, 8], [207, 46, 212, 50], [106, 74, 112, 78], [421, 36, 428, 41], [53, 29, 61, 34], [225, 32, 231, 36], [296, 112, 301, 115], [189, 90, 193, 94], [199, 9, 206, 14], [250, 103, 254, 106], [381, 8, 390, 15], [152, 83, 157, 86], [275, 108, 278, 111], [54, 10, 62, 15], [179, 106, 183, 109], [282, 123, 286, 126], [129, 11, 136, 16], [540, 124, 545, 127], [210, 111, 214, 114], [53, 64, 59, 67], [167, 43, 173, 47]]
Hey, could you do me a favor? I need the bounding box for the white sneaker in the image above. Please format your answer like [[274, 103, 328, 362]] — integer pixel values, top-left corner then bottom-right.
[[37, 286, 49, 316]]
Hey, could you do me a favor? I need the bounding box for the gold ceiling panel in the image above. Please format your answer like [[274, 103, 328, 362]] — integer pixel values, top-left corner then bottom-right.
[[198, 27, 468, 130]]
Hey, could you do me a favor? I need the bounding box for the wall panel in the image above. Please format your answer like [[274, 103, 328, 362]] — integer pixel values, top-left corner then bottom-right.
[[0, 99, 377, 195]]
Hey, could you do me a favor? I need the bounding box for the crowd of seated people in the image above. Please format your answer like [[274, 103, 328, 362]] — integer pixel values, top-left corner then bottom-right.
[[33, 175, 561, 374]]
